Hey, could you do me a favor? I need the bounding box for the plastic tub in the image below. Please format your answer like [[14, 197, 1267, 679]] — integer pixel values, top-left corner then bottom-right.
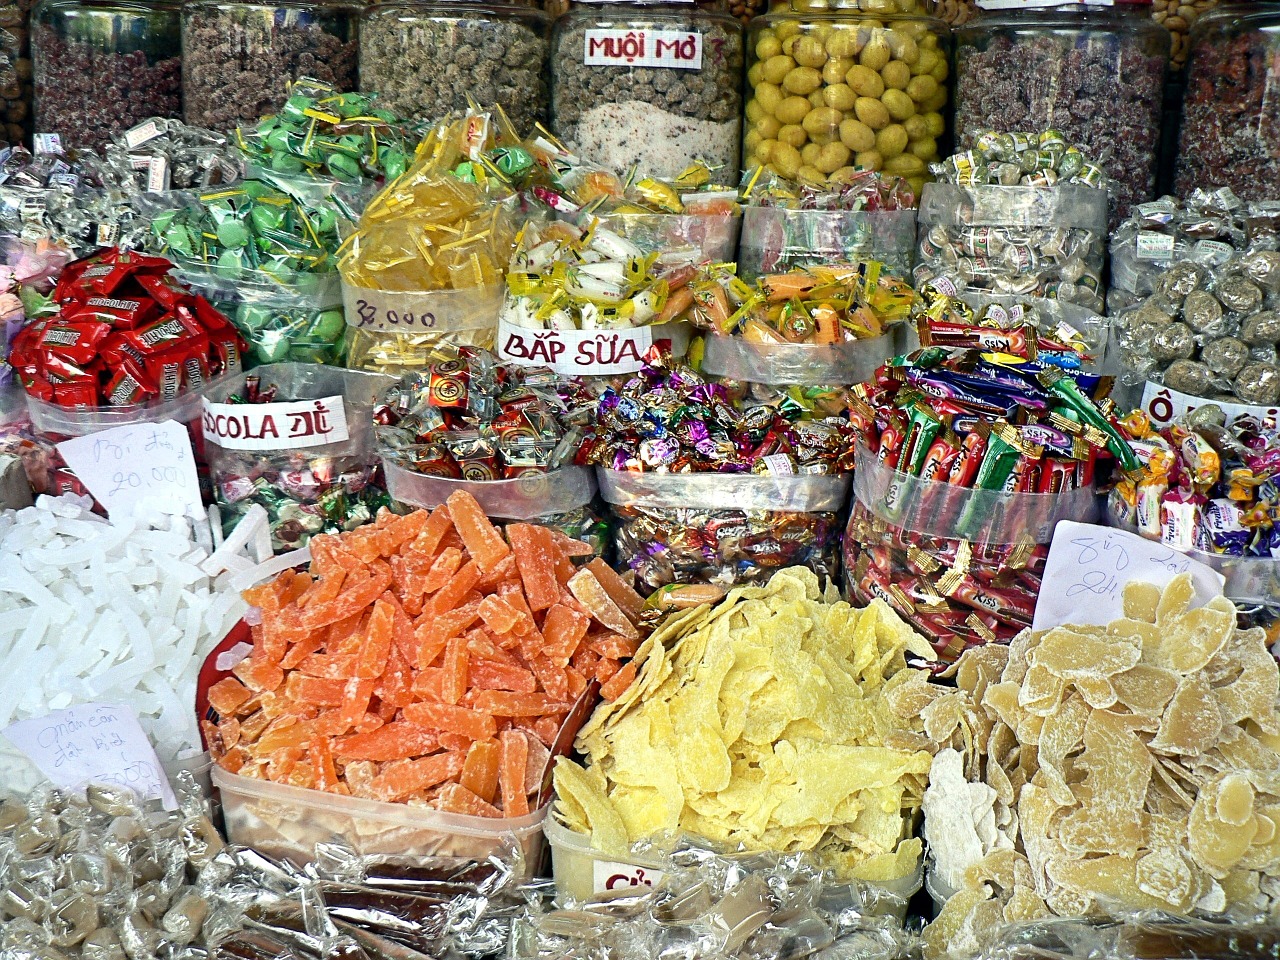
[[26, 389, 203, 438], [212, 765, 549, 871], [545, 815, 920, 920], [384, 460, 595, 519]]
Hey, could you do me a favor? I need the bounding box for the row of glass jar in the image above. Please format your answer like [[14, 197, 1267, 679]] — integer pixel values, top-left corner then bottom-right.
[[23, 0, 1280, 211]]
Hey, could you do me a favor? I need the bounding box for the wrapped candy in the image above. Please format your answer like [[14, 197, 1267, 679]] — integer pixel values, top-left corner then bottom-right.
[[374, 348, 606, 548], [915, 132, 1109, 314], [204, 363, 395, 552], [694, 262, 917, 387], [1117, 249, 1280, 407], [579, 357, 855, 593], [149, 177, 353, 367], [737, 166, 917, 279], [339, 109, 532, 374], [844, 326, 1130, 662]]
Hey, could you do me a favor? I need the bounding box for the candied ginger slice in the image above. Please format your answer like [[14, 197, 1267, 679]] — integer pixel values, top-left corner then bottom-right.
[[1160, 603, 1234, 674], [1156, 573, 1195, 625], [446, 490, 511, 572], [1123, 581, 1161, 623], [1034, 627, 1140, 679], [1152, 673, 1223, 757], [460, 738, 501, 803], [1058, 710, 1151, 855], [500, 729, 530, 817], [568, 569, 639, 639], [1111, 665, 1179, 717]]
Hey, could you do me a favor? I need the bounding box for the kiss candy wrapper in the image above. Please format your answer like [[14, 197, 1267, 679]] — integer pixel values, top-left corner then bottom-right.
[[915, 132, 1109, 314], [203, 362, 396, 553], [846, 445, 1099, 664]]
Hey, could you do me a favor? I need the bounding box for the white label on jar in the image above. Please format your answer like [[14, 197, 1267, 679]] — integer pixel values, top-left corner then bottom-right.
[[583, 29, 703, 70], [1135, 232, 1175, 262], [202, 396, 350, 451], [147, 156, 170, 193], [499, 319, 653, 375], [1142, 381, 1280, 429], [591, 860, 663, 893]]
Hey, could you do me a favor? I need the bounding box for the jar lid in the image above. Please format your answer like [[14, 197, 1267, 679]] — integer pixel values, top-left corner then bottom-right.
[[785, 0, 939, 15], [976, 0, 1151, 8]]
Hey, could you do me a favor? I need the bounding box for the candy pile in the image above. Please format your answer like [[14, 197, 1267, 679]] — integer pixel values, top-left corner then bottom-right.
[[80, 116, 243, 195], [915, 133, 1108, 313], [9, 249, 243, 408], [1116, 252, 1280, 404], [0, 782, 228, 958], [515, 840, 914, 960], [236, 80, 419, 185], [739, 167, 917, 278], [206, 493, 646, 830], [844, 336, 1132, 659], [0, 496, 251, 780], [206, 364, 392, 552], [555, 567, 936, 885], [912, 576, 1280, 958], [376, 351, 589, 482]]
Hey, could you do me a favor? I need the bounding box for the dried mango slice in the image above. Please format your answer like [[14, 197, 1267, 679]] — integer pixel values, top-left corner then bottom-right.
[[568, 569, 639, 640]]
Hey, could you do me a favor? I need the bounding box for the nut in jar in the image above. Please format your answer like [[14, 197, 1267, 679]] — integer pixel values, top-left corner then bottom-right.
[[744, 0, 949, 195]]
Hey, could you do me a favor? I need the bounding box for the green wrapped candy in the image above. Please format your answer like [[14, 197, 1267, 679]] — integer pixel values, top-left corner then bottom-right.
[[382, 150, 408, 181], [280, 94, 311, 124], [216, 218, 250, 249], [254, 328, 294, 364], [310, 308, 346, 343], [326, 153, 362, 181], [251, 205, 285, 232], [216, 248, 246, 280], [235, 303, 277, 333], [161, 222, 195, 257]]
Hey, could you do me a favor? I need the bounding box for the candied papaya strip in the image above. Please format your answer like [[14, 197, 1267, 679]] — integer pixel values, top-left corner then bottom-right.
[[297, 652, 358, 680], [469, 660, 538, 693], [590, 632, 641, 660], [499, 730, 530, 817], [336, 721, 441, 761], [403, 701, 498, 740], [600, 660, 637, 702], [338, 678, 376, 729], [384, 508, 432, 550], [423, 562, 483, 620], [473, 691, 573, 717], [301, 563, 393, 630], [355, 595, 396, 680], [438, 732, 474, 752], [595, 658, 620, 685], [478, 553, 518, 590], [354, 712, 384, 735], [422, 547, 464, 594], [497, 583, 537, 635], [218, 716, 242, 752], [369, 751, 466, 803], [446, 490, 511, 573], [522, 732, 551, 797], [219, 746, 249, 774], [376, 645, 416, 709], [507, 524, 560, 612], [466, 631, 520, 666], [541, 604, 590, 666], [309, 534, 363, 578], [414, 599, 483, 669], [208, 677, 253, 716], [279, 631, 324, 671], [478, 594, 534, 637], [233, 655, 284, 694], [284, 673, 349, 707], [437, 782, 502, 818], [565, 666, 588, 700], [404, 506, 456, 560], [253, 716, 311, 756], [584, 558, 644, 624], [459, 739, 501, 803], [311, 736, 339, 792], [441, 634, 470, 705], [386, 594, 419, 666], [414, 668, 444, 702], [549, 530, 594, 557], [567, 569, 639, 640], [529, 656, 570, 702], [299, 565, 347, 609]]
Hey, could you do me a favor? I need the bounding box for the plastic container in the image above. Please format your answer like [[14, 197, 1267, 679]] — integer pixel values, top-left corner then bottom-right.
[[737, 206, 916, 278], [360, 2, 550, 133], [31, 0, 181, 153], [342, 282, 505, 374], [545, 814, 920, 918], [1175, 3, 1280, 202], [181, 0, 358, 131], [597, 211, 741, 264], [743, 0, 950, 194], [599, 467, 850, 594], [700, 330, 895, 385], [953, 2, 1168, 224], [385, 459, 595, 519], [212, 765, 549, 871], [0, 0, 35, 146], [550, 2, 745, 179]]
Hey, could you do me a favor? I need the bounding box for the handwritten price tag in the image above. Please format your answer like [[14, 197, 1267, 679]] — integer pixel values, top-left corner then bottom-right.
[[1032, 521, 1225, 631], [2, 703, 177, 809], [342, 283, 503, 335], [56, 420, 202, 519]]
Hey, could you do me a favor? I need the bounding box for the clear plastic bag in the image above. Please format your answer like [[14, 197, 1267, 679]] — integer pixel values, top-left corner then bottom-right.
[[342, 283, 504, 374], [203, 363, 394, 552], [598, 467, 850, 594], [738, 207, 916, 280], [699, 331, 894, 386], [914, 183, 1107, 312], [845, 445, 1098, 663], [598, 211, 741, 264]]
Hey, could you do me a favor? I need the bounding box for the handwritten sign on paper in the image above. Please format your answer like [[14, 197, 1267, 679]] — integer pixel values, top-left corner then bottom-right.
[[1032, 521, 1225, 632], [2, 704, 177, 809], [56, 420, 201, 519]]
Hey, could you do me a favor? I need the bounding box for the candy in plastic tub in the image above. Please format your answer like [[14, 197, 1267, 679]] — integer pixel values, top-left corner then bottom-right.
[[203, 362, 395, 552]]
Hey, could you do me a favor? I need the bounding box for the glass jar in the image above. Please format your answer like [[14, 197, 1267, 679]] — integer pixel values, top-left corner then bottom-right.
[[360, 2, 550, 132], [0, 0, 35, 145], [953, 2, 1169, 225], [182, 0, 358, 131], [550, 2, 744, 179], [1175, 3, 1280, 201], [1157, 0, 1218, 69], [31, 0, 181, 152], [744, 0, 950, 195]]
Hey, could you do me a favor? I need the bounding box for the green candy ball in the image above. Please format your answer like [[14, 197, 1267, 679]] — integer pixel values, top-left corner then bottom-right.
[[280, 94, 311, 124], [254, 329, 293, 365], [271, 154, 305, 174], [311, 207, 338, 234], [235, 303, 277, 333], [326, 153, 361, 181], [382, 150, 407, 181], [216, 248, 246, 280], [216, 218, 250, 249], [250, 205, 284, 232], [310, 308, 346, 343]]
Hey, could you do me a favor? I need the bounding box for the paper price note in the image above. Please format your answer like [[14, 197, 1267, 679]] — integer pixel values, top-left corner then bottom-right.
[[56, 419, 201, 519], [1032, 521, 1225, 631], [3, 703, 177, 809]]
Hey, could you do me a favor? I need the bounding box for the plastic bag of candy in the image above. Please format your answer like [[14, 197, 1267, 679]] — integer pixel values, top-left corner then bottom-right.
[[203, 362, 395, 552]]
